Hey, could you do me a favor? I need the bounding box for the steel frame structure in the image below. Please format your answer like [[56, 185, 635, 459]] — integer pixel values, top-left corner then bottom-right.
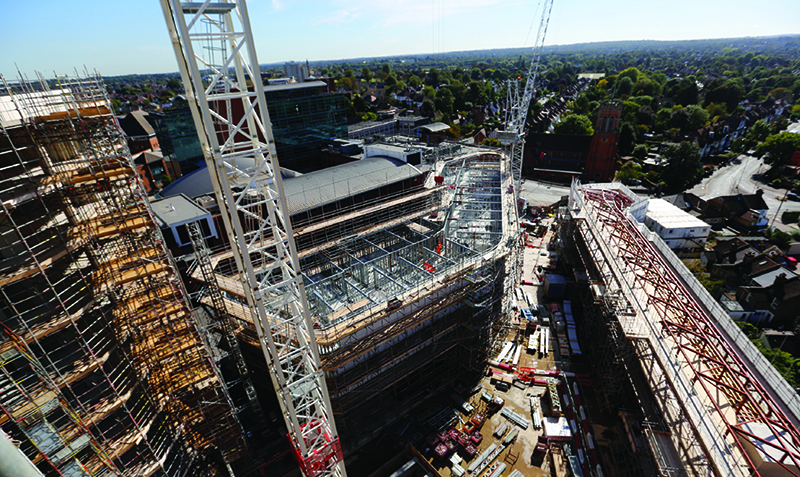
[[500, 0, 554, 193], [575, 183, 800, 476], [159, 1, 344, 476]]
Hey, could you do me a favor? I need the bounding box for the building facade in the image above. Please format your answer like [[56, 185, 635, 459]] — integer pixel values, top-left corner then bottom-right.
[[149, 105, 205, 176], [263, 81, 348, 171], [524, 101, 621, 183]]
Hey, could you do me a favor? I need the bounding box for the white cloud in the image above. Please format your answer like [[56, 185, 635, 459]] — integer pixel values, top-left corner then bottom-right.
[[314, 8, 361, 25]]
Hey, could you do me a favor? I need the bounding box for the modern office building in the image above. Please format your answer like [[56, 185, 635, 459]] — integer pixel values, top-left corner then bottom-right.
[[263, 81, 348, 172], [283, 60, 310, 82], [149, 104, 205, 176]]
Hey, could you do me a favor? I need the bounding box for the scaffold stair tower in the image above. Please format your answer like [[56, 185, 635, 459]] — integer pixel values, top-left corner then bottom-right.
[[159, 2, 346, 476]]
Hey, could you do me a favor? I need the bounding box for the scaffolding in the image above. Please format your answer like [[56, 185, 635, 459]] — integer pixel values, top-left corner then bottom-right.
[[188, 150, 517, 451], [569, 180, 800, 477], [0, 73, 244, 476]]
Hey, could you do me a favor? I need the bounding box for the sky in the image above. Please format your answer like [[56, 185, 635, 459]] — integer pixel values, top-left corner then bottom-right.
[[2, 0, 800, 78]]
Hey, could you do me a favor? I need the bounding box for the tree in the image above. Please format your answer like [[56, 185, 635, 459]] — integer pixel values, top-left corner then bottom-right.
[[166, 78, 182, 90], [435, 88, 454, 117], [616, 77, 634, 97], [361, 67, 372, 81], [407, 75, 422, 87], [618, 67, 641, 83], [632, 144, 648, 160], [685, 104, 710, 131], [747, 119, 772, 144], [705, 102, 728, 118], [615, 160, 642, 185], [353, 95, 367, 113], [660, 141, 703, 191], [756, 132, 800, 166], [618, 122, 638, 156], [704, 78, 744, 111], [110, 99, 123, 115], [480, 138, 502, 147], [767, 228, 792, 249], [471, 68, 483, 81], [421, 99, 435, 118], [422, 86, 436, 101], [426, 68, 440, 86], [553, 114, 594, 135]]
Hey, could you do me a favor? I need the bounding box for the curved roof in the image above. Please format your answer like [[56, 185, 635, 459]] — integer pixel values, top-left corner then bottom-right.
[[283, 157, 422, 215], [418, 122, 451, 133], [160, 156, 423, 216]]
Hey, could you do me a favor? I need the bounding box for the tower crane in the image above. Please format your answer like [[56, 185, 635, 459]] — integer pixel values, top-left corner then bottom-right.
[[498, 0, 554, 195], [159, 2, 345, 476]]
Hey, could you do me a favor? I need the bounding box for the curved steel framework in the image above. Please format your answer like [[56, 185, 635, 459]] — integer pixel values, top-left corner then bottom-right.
[[159, 1, 344, 476], [577, 184, 800, 476]]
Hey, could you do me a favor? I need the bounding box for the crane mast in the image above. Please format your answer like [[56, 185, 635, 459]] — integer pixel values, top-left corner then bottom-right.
[[499, 0, 554, 195], [158, 2, 345, 476]]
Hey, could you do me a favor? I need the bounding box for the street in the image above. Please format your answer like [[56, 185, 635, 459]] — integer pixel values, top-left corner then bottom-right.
[[520, 151, 800, 232], [688, 154, 800, 231]]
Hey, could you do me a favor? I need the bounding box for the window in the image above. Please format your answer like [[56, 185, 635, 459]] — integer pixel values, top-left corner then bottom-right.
[[771, 297, 779, 309]]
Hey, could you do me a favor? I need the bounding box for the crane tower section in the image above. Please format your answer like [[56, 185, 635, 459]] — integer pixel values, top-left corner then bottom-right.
[[159, 2, 345, 476], [499, 0, 554, 194]]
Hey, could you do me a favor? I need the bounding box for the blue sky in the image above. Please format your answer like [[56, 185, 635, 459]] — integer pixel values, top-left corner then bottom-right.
[[2, 0, 799, 78]]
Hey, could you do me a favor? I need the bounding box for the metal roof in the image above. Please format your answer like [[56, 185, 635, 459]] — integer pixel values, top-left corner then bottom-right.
[[418, 122, 451, 133], [751, 267, 797, 287], [263, 80, 326, 93], [151, 193, 211, 227], [282, 157, 422, 215], [160, 157, 423, 217]]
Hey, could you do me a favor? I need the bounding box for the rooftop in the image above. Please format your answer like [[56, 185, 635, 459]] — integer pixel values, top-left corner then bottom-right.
[[150, 193, 212, 228], [262, 80, 326, 93], [283, 157, 423, 216], [751, 267, 796, 287], [418, 123, 451, 133], [645, 198, 709, 230]]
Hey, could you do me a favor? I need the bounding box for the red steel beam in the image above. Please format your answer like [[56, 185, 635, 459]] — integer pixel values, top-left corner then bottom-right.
[[581, 186, 800, 476]]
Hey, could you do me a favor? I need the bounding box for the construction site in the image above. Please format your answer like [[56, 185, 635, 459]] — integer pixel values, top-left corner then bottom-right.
[[0, 74, 248, 476], [187, 145, 519, 453], [3, 0, 800, 476]]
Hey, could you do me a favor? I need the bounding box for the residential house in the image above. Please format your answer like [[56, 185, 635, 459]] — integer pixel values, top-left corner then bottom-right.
[[706, 191, 769, 231], [131, 150, 180, 195], [736, 273, 800, 326], [118, 110, 159, 154]]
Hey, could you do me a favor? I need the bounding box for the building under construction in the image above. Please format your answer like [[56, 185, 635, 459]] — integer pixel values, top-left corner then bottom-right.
[[562, 181, 800, 477], [0, 74, 248, 476], [187, 144, 520, 451]]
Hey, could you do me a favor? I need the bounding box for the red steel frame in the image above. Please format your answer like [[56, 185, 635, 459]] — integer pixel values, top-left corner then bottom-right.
[[581, 186, 800, 476]]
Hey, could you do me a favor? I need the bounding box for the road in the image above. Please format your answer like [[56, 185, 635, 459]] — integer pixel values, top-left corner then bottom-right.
[[518, 180, 571, 208], [688, 153, 800, 231]]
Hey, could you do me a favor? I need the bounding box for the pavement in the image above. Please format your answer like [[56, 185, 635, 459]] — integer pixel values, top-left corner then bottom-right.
[[687, 153, 800, 233], [518, 180, 570, 208]]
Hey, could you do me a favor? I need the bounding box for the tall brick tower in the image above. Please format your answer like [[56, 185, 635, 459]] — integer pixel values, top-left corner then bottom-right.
[[584, 101, 621, 182]]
